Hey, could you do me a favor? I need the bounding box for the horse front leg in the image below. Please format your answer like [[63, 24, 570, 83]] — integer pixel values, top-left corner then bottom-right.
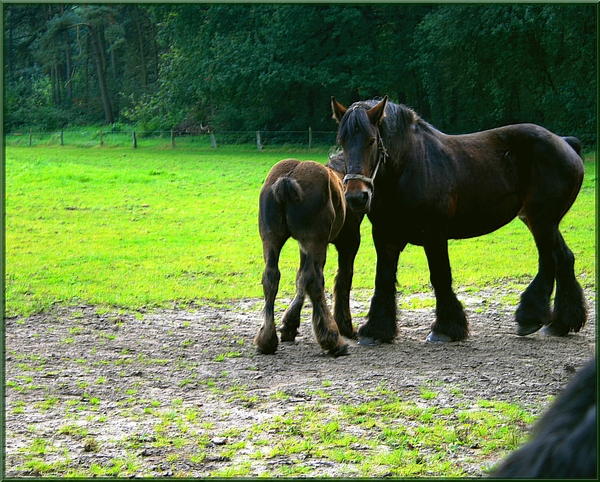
[[332, 222, 362, 340], [357, 231, 403, 345], [423, 236, 469, 342]]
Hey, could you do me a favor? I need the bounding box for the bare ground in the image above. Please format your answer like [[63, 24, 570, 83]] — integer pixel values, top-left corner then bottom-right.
[[5, 287, 596, 477]]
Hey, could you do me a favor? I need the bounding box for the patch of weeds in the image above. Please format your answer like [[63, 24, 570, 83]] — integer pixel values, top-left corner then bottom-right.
[[11, 400, 26, 414], [97, 331, 117, 341], [210, 461, 252, 477], [58, 424, 89, 438], [270, 389, 290, 401], [35, 396, 59, 413], [214, 350, 242, 362], [419, 387, 438, 400], [83, 437, 100, 452]]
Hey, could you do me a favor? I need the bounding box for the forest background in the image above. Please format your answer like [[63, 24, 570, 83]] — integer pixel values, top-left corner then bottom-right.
[[4, 4, 597, 147]]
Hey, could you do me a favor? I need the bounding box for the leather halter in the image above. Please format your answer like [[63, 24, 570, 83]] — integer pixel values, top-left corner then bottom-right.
[[343, 128, 388, 192]]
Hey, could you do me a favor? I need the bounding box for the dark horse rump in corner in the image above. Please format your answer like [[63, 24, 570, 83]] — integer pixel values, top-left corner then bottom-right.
[[331, 95, 586, 345], [491, 357, 596, 478]]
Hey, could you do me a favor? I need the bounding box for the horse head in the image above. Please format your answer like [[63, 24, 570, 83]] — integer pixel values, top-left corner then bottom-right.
[[331, 95, 388, 214]]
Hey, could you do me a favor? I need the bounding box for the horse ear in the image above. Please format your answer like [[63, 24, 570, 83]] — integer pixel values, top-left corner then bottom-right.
[[331, 97, 347, 124], [367, 95, 388, 126]]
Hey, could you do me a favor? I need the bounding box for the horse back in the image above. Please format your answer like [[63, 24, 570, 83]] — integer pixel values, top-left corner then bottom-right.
[[387, 123, 585, 241]]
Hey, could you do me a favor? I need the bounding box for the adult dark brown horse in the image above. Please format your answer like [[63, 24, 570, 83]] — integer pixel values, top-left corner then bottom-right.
[[331, 95, 586, 345], [254, 154, 364, 356]]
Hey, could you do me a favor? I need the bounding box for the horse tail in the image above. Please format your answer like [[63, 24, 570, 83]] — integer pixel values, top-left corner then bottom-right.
[[271, 176, 303, 204], [563, 136, 583, 159]]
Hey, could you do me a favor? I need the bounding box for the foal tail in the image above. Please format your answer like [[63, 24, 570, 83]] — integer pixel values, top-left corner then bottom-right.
[[271, 176, 303, 204], [563, 136, 583, 159]]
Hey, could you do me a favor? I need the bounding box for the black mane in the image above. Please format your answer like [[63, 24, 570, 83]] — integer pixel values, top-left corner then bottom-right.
[[336, 98, 436, 168]]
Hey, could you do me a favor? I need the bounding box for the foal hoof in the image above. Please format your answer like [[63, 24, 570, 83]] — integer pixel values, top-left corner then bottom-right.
[[515, 323, 543, 336], [357, 336, 382, 346], [256, 345, 277, 355], [329, 344, 350, 357], [426, 332, 453, 343], [541, 323, 570, 337]]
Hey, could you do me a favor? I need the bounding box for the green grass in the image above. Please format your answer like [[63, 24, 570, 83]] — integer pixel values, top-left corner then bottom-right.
[[5, 145, 595, 316]]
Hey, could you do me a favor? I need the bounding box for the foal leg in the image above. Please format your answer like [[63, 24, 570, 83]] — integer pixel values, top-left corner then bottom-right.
[[280, 250, 306, 342], [545, 231, 587, 336], [357, 231, 403, 345], [515, 214, 556, 336], [302, 245, 348, 356], [424, 236, 469, 342], [255, 241, 285, 354]]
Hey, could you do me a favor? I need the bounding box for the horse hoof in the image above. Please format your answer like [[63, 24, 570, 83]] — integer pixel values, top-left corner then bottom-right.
[[516, 324, 543, 336], [280, 333, 296, 343], [541, 324, 570, 337], [330, 344, 349, 357], [357, 336, 382, 346], [426, 332, 453, 343], [256, 346, 277, 355]]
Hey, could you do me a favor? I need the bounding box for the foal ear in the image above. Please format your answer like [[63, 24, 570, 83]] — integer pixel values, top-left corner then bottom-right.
[[331, 97, 347, 124], [367, 95, 388, 126]]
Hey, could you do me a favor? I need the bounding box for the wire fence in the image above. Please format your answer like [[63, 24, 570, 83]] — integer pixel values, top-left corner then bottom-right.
[[4, 128, 338, 150]]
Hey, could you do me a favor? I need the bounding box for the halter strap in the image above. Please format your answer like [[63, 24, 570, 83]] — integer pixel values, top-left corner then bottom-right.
[[343, 128, 388, 191]]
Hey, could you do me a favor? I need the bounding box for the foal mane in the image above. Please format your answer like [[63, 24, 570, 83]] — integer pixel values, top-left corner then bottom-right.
[[326, 148, 347, 175]]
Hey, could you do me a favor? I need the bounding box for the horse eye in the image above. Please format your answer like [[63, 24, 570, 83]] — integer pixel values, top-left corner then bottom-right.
[[369, 138, 376, 146]]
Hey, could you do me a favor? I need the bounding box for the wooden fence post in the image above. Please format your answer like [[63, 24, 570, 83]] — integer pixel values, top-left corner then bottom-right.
[[29, 128, 32, 147], [210, 131, 217, 148], [60, 131, 64, 146], [256, 130, 263, 150], [171, 129, 176, 148], [309, 127, 312, 149], [132, 131, 137, 149], [99, 131, 104, 146]]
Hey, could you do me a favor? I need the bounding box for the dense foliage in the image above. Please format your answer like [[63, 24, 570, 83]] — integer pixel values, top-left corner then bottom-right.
[[4, 4, 596, 145]]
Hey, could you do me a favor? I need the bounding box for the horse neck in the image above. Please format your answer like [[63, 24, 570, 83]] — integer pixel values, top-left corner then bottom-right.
[[381, 106, 438, 176]]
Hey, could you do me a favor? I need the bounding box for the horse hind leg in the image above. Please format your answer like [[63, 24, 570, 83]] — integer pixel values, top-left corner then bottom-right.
[[544, 231, 587, 336], [280, 250, 307, 342], [301, 245, 348, 357], [515, 212, 556, 336], [255, 242, 284, 354]]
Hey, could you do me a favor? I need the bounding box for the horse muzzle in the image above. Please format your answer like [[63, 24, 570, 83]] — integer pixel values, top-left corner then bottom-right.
[[343, 174, 373, 213]]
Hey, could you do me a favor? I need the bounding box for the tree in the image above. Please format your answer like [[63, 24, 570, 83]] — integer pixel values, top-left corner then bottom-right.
[[413, 4, 596, 143]]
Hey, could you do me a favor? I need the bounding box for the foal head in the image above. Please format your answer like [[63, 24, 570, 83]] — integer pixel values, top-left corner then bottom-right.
[[331, 96, 388, 214]]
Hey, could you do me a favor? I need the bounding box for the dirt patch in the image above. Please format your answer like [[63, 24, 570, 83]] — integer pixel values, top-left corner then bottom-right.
[[5, 287, 595, 477]]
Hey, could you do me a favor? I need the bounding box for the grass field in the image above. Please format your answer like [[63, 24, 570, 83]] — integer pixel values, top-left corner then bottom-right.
[[4, 145, 596, 317]]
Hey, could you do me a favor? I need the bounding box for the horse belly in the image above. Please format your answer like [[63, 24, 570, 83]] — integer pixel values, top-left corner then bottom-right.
[[448, 194, 522, 239]]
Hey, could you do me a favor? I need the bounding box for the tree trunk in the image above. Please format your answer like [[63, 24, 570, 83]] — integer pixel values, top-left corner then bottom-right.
[[64, 31, 73, 100], [87, 24, 114, 124], [134, 6, 148, 87]]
